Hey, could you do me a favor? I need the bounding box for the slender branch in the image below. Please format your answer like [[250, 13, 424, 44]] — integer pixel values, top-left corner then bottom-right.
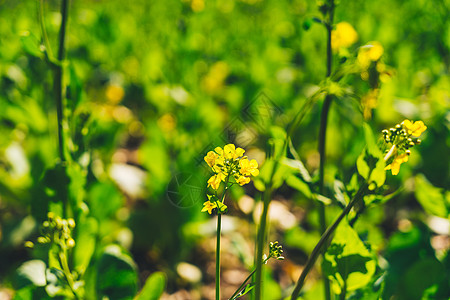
[[54, 0, 69, 163], [317, 1, 335, 298], [59, 249, 79, 299], [254, 185, 273, 300], [39, 0, 53, 59], [291, 183, 368, 299], [229, 256, 270, 300]]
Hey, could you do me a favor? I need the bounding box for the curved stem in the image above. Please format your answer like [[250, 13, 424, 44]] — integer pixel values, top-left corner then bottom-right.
[[291, 183, 368, 299], [38, 0, 53, 59]]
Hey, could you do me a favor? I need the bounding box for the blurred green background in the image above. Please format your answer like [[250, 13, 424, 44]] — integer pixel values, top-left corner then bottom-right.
[[0, 0, 448, 299]]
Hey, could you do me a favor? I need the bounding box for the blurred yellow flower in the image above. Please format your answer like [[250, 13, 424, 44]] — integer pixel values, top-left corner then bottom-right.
[[106, 84, 125, 104], [201, 201, 217, 214], [191, 0, 204, 12], [402, 120, 427, 137], [361, 89, 379, 120], [385, 153, 409, 175], [358, 41, 384, 69], [239, 158, 259, 177], [331, 22, 358, 51], [236, 176, 251, 186], [201, 61, 229, 94]]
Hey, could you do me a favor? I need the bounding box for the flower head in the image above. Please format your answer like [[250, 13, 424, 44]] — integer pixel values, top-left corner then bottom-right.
[[204, 151, 218, 168], [201, 201, 217, 214], [207, 173, 225, 190], [332, 22, 358, 51], [382, 120, 427, 175], [402, 120, 427, 137], [239, 158, 259, 177], [358, 41, 384, 69], [385, 153, 409, 175]]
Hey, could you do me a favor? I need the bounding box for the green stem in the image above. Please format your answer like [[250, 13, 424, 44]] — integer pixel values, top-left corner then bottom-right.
[[38, 0, 53, 59], [290, 183, 368, 299], [229, 257, 270, 300], [216, 175, 231, 300], [59, 249, 79, 299], [254, 185, 273, 300], [54, 0, 69, 163], [318, 1, 335, 299], [216, 213, 222, 300]]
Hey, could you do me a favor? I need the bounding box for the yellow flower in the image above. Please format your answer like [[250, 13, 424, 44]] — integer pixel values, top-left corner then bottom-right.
[[358, 41, 384, 69], [385, 153, 409, 175], [201, 201, 217, 214], [236, 176, 251, 186], [331, 22, 358, 51], [207, 173, 225, 190], [402, 120, 427, 137], [239, 158, 259, 177], [204, 151, 218, 168], [223, 144, 245, 160]]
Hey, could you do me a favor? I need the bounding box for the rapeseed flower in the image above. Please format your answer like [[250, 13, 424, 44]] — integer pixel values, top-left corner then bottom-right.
[[202, 144, 259, 213], [383, 120, 427, 175], [331, 22, 358, 51]]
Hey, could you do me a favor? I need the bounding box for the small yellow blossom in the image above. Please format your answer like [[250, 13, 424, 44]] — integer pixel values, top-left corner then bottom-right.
[[239, 158, 259, 177], [204, 151, 218, 168], [223, 144, 245, 160], [201, 201, 217, 214], [385, 153, 409, 175], [361, 89, 379, 120], [358, 41, 384, 69], [236, 176, 251, 186], [331, 22, 358, 51], [402, 120, 427, 137], [207, 173, 225, 190]]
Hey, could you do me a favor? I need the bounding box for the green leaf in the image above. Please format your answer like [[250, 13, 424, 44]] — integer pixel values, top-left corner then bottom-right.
[[15, 260, 47, 289], [285, 174, 312, 198], [73, 217, 98, 275], [356, 124, 385, 188], [97, 245, 138, 300], [67, 64, 84, 111], [135, 272, 166, 300], [323, 220, 376, 294], [415, 174, 449, 218], [20, 31, 43, 57]]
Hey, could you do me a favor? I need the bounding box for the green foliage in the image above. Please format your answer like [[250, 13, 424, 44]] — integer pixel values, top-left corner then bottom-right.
[[356, 123, 385, 188], [135, 272, 166, 300], [415, 174, 450, 218], [323, 220, 376, 295], [96, 245, 139, 300]]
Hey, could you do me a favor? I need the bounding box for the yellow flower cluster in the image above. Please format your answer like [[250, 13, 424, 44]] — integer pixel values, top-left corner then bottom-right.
[[331, 22, 358, 51], [357, 41, 384, 70], [384, 120, 427, 175], [201, 144, 259, 214]]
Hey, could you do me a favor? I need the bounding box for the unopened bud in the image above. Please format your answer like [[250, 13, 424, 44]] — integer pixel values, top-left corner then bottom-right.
[[24, 241, 34, 248], [67, 238, 75, 248], [67, 218, 75, 229]]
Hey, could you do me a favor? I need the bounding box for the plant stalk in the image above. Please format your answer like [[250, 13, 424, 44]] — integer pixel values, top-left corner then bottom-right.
[[291, 182, 368, 299], [317, 1, 335, 299], [54, 0, 69, 163], [216, 213, 222, 300]]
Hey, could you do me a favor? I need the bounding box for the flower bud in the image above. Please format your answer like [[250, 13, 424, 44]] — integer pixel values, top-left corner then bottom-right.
[[67, 238, 75, 248], [68, 218, 76, 229]]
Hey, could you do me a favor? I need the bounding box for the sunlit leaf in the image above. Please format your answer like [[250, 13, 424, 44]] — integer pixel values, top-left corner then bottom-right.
[[135, 272, 166, 300], [415, 174, 449, 218]]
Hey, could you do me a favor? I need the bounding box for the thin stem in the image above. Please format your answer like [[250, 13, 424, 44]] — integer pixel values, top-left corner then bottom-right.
[[54, 0, 69, 163], [318, 1, 335, 299], [39, 0, 53, 59], [291, 183, 368, 299], [59, 249, 79, 299], [229, 257, 270, 300], [216, 175, 231, 300], [216, 214, 222, 300], [230, 269, 256, 300], [254, 186, 273, 300]]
